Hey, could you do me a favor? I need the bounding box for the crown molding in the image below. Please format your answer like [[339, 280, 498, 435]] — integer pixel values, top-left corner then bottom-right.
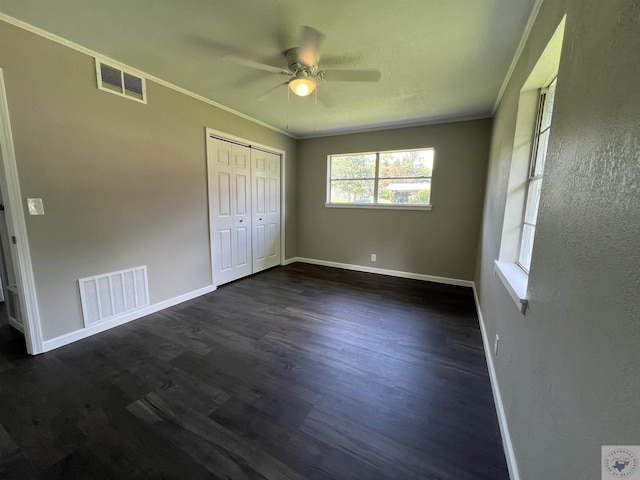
[[0, 13, 296, 138], [492, 0, 545, 114]]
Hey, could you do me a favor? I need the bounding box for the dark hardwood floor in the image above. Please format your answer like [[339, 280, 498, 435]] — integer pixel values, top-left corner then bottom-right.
[[0, 263, 508, 479]]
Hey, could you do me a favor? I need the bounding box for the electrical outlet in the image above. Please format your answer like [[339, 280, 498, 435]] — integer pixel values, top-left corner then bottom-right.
[[494, 334, 500, 356], [371, 253, 377, 262]]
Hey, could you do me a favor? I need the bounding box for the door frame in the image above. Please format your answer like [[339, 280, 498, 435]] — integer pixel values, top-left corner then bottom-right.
[[205, 127, 286, 287], [0, 68, 44, 354]]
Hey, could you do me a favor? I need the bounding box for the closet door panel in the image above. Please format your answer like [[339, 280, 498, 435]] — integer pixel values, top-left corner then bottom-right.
[[265, 152, 281, 268], [209, 138, 252, 286], [252, 150, 268, 273]]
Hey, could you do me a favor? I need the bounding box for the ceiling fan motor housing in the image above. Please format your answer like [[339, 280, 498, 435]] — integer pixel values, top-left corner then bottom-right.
[[285, 48, 317, 75]]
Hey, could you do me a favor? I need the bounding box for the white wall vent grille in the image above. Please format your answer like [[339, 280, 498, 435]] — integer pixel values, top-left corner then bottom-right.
[[95, 58, 147, 104], [79, 266, 149, 327]]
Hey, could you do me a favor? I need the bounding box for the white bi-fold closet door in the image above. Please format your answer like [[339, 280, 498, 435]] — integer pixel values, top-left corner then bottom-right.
[[250, 148, 281, 274], [208, 136, 281, 287]]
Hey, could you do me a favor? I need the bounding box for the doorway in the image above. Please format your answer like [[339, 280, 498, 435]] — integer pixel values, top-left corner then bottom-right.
[[0, 68, 43, 354]]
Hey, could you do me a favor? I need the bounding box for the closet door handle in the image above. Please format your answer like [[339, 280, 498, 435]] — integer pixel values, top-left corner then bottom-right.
[[239, 219, 244, 223]]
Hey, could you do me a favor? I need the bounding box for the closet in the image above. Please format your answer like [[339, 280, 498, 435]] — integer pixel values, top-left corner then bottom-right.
[[207, 135, 281, 287]]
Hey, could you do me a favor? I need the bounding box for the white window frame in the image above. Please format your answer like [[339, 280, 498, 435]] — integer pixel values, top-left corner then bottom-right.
[[325, 148, 434, 211], [494, 16, 565, 314], [495, 78, 558, 314], [517, 78, 556, 273]]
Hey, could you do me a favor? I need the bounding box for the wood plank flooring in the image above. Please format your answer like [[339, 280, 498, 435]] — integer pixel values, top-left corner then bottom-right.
[[0, 263, 508, 479]]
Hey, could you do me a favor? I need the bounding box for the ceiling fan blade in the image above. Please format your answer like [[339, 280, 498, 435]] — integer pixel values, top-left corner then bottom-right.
[[320, 69, 382, 82], [258, 82, 289, 101], [223, 55, 289, 75], [298, 26, 325, 68]]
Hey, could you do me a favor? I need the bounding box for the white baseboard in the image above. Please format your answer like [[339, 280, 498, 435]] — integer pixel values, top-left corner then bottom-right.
[[472, 285, 520, 480], [282, 257, 299, 266], [290, 257, 474, 287], [42, 285, 216, 352]]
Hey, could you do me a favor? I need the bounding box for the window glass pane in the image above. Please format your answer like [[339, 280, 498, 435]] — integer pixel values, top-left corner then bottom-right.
[[524, 178, 542, 225], [379, 150, 433, 178], [330, 180, 374, 203], [330, 155, 376, 180], [540, 80, 557, 131], [534, 129, 550, 177], [519, 224, 536, 272], [377, 178, 431, 205]]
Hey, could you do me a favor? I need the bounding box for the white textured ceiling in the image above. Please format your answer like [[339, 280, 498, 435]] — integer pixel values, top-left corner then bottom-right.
[[0, 0, 537, 137]]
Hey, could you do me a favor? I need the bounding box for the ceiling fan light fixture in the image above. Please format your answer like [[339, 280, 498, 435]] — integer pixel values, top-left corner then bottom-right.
[[289, 77, 316, 96]]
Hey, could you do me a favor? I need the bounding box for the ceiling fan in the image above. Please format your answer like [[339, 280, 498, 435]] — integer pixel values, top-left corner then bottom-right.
[[223, 26, 381, 99]]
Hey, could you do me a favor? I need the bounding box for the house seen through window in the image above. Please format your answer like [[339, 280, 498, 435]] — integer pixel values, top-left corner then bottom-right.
[[327, 148, 434, 208]]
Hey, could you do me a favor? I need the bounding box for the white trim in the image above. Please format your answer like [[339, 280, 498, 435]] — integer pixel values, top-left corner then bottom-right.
[[280, 141, 287, 266], [0, 13, 294, 138], [297, 113, 492, 140], [282, 257, 298, 266], [0, 14, 497, 140], [494, 260, 528, 314], [206, 128, 286, 155], [292, 257, 474, 287], [42, 284, 216, 352], [205, 132, 216, 286], [0, 69, 44, 355], [472, 285, 521, 480], [492, 0, 545, 114]]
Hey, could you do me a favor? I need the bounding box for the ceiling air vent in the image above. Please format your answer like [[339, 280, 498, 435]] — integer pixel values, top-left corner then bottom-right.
[[95, 58, 146, 103]]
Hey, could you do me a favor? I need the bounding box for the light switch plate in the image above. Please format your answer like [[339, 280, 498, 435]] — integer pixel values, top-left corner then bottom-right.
[[27, 198, 45, 215]]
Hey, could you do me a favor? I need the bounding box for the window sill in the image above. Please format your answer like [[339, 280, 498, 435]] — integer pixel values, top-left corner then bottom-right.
[[494, 260, 528, 314], [325, 203, 432, 211]]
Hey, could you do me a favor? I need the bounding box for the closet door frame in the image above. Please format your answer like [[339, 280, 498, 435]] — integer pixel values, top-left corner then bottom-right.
[[205, 127, 286, 287]]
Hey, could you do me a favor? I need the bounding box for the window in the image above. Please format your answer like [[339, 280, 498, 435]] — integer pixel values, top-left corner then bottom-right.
[[518, 78, 556, 272], [494, 15, 565, 314], [327, 148, 434, 209]]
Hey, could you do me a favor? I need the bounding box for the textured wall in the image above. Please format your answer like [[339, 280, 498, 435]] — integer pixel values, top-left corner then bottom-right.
[[0, 21, 297, 340], [476, 1, 640, 478], [297, 120, 492, 281]]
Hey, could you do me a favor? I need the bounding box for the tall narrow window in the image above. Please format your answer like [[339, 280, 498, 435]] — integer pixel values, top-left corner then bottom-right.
[[518, 78, 557, 272]]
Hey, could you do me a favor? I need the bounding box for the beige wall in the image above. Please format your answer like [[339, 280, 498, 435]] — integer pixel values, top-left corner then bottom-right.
[[0, 21, 297, 340], [476, 1, 640, 478], [297, 120, 492, 281]]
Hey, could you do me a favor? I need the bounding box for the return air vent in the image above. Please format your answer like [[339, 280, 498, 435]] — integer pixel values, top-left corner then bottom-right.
[[95, 58, 146, 103], [79, 266, 149, 327]]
